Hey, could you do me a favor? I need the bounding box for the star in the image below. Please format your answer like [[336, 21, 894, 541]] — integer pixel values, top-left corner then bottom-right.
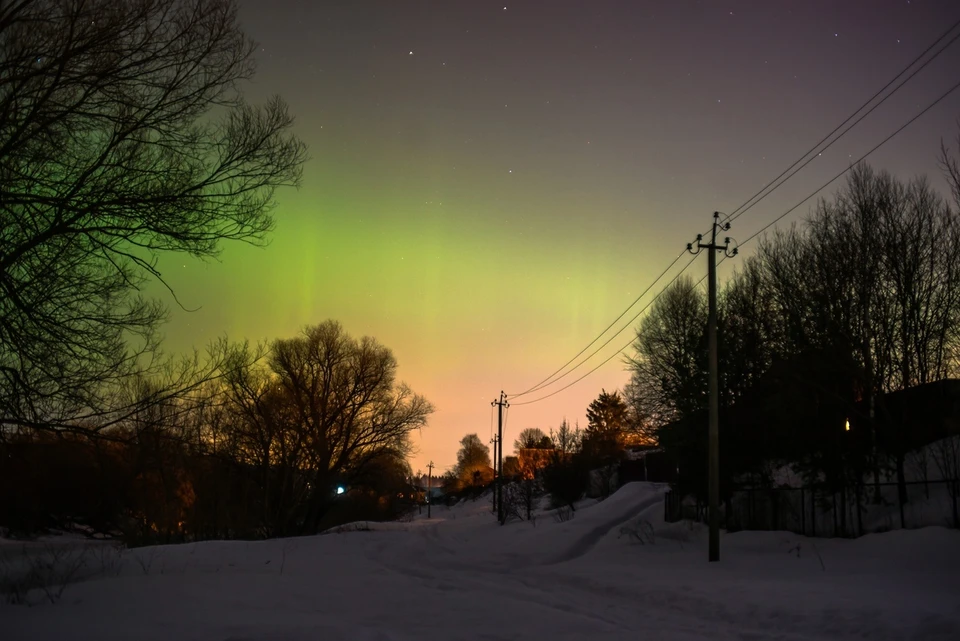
[[408, 51, 413, 55]]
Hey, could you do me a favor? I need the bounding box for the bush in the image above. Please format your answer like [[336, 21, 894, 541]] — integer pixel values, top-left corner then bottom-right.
[[543, 455, 588, 511], [0, 544, 105, 605], [553, 505, 574, 523], [500, 479, 541, 525], [617, 518, 655, 545]]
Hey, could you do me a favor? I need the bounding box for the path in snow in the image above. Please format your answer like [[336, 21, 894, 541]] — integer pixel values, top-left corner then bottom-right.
[[547, 490, 663, 564], [2, 482, 958, 641]]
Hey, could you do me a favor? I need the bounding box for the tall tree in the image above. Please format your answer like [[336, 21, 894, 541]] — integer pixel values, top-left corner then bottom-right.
[[0, 0, 306, 437], [514, 427, 552, 453], [582, 389, 629, 461], [454, 433, 492, 489], [585, 389, 629, 434], [757, 165, 960, 499], [625, 276, 708, 423], [718, 258, 781, 404], [223, 321, 432, 534], [550, 418, 581, 454]]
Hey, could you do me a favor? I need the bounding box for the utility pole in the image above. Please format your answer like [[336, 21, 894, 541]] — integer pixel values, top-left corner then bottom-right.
[[427, 461, 434, 519], [491, 391, 508, 524], [490, 435, 499, 514], [688, 211, 736, 563]]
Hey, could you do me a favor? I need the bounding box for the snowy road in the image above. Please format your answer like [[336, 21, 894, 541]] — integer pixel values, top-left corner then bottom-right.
[[2, 483, 958, 640]]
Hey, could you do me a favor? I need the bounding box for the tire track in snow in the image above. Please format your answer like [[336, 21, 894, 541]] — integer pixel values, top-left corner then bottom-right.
[[545, 493, 663, 565]]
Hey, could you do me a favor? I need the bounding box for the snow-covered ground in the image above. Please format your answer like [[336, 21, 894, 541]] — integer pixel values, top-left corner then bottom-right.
[[2, 482, 958, 640]]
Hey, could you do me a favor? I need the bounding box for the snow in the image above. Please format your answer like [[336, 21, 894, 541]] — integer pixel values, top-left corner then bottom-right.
[[2, 482, 958, 640]]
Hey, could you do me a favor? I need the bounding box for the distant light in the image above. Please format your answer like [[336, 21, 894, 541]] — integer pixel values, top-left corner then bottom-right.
[[336, 486, 345, 495], [845, 419, 851, 432]]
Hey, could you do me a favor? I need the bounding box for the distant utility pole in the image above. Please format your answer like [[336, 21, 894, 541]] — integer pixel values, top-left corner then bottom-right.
[[490, 434, 499, 514], [491, 391, 508, 524], [427, 461, 434, 519], [688, 211, 737, 563]]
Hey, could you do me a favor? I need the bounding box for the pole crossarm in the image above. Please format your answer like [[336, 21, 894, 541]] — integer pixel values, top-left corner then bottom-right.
[[688, 212, 739, 257]]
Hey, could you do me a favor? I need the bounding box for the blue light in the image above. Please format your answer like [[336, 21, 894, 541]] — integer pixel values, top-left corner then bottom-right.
[[336, 486, 345, 495]]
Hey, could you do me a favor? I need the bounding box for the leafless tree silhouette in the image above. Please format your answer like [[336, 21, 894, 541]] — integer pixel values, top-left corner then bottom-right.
[[0, 0, 306, 437]]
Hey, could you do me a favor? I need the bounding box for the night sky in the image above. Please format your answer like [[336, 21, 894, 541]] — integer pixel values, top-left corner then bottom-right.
[[155, 0, 960, 473]]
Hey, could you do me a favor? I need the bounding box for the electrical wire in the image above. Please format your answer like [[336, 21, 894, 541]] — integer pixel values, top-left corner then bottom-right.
[[506, 248, 687, 398], [501, 402, 511, 455], [740, 75, 960, 248], [500, 17, 960, 409], [726, 17, 960, 224], [510, 253, 699, 406], [489, 402, 494, 441]]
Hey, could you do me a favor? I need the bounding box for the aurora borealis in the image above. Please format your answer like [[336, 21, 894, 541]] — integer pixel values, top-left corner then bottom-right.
[[154, 0, 960, 473]]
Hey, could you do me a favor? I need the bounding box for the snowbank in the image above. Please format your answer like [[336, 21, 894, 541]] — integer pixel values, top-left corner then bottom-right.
[[2, 482, 957, 640]]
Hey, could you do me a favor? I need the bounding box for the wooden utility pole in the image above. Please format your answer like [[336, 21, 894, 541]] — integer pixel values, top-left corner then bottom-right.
[[427, 461, 434, 518], [491, 392, 508, 524], [688, 211, 736, 563], [490, 435, 499, 514]]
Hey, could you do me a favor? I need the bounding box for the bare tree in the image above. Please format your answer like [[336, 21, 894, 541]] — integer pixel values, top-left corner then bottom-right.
[[219, 342, 311, 536], [222, 322, 432, 534], [719, 257, 781, 404], [907, 446, 932, 500], [549, 418, 581, 454], [625, 277, 707, 423], [749, 165, 960, 503], [939, 122, 960, 212], [514, 427, 551, 453], [501, 478, 540, 524], [0, 0, 306, 437], [932, 435, 960, 529]]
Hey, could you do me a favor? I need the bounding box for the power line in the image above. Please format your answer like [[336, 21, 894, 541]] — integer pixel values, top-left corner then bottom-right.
[[726, 16, 960, 224], [506, 248, 687, 398], [503, 403, 511, 446], [740, 75, 960, 248], [509, 254, 699, 406], [502, 18, 960, 409], [489, 402, 495, 440], [510, 70, 960, 408]]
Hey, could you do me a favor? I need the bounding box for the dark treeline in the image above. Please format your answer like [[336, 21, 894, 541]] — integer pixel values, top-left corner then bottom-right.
[[627, 157, 960, 522], [1, 321, 432, 542]]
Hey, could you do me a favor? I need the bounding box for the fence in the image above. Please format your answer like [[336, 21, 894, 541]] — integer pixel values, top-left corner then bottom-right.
[[666, 479, 959, 538]]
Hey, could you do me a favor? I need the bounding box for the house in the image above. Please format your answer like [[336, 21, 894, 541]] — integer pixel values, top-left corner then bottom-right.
[[657, 377, 960, 499], [411, 475, 445, 500], [620, 447, 676, 484], [517, 448, 554, 478]]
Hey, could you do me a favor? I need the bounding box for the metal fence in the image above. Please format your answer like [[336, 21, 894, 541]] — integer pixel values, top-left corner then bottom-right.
[[666, 479, 959, 537]]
